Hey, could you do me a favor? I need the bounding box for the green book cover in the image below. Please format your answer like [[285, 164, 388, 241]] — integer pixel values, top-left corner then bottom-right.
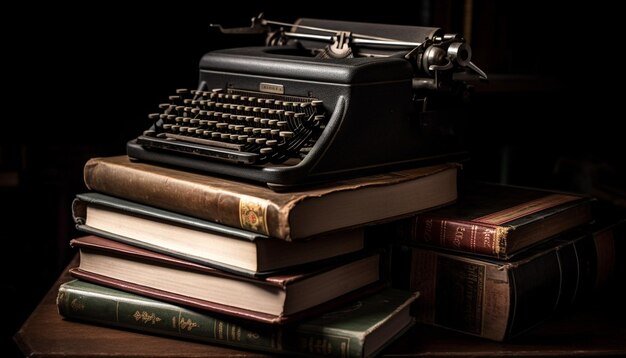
[[57, 280, 417, 358], [290, 288, 418, 357]]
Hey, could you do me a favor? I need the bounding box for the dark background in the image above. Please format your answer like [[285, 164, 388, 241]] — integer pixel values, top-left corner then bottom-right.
[[4, 1, 625, 355]]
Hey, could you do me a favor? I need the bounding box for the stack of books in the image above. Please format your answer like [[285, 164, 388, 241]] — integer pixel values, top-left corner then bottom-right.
[[391, 182, 621, 341], [57, 155, 461, 357]]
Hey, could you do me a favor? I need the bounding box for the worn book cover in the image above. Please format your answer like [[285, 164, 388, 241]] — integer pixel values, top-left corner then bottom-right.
[[409, 220, 618, 341], [83, 155, 459, 240], [57, 280, 417, 358], [395, 183, 593, 258], [69, 235, 384, 324], [72, 192, 365, 278]]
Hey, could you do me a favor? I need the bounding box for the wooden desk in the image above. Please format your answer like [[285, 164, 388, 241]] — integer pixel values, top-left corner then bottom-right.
[[14, 256, 626, 357]]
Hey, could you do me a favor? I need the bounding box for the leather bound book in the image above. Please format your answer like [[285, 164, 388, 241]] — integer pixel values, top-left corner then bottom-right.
[[72, 192, 365, 277], [83, 155, 459, 241], [56, 280, 417, 358], [69, 235, 384, 324], [395, 183, 594, 259], [408, 221, 618, 341]]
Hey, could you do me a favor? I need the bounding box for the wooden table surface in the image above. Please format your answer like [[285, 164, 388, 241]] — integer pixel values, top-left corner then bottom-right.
[[14, 255, 626, 357]]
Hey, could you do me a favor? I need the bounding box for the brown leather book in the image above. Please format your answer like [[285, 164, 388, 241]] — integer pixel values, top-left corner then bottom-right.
[[69, 235, 384, 324], [394, 183, 594, 258], [83, 155, 459, 240], [408, 221, 619, 341]]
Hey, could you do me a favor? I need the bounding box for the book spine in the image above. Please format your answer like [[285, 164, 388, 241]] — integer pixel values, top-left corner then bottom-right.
[[399, 216, 508, 257], [57, 281, 283, 353], [409, 249, 510, 341], [289, 330, 363, 358], [410, 230, 611, 341], [83, 158, 287, 239], [57, 280, 367, 357]]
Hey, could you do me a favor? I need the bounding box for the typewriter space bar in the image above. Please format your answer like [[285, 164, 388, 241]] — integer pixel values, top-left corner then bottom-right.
[[136, 135, 259, 164], [165, 133, 244, 151]]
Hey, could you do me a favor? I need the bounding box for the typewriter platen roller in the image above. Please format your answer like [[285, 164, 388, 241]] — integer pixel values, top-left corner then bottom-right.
[[128, 15, 486, 188]]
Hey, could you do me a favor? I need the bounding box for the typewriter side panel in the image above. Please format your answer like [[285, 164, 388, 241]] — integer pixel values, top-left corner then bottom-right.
[[197, 50, 455, 184]]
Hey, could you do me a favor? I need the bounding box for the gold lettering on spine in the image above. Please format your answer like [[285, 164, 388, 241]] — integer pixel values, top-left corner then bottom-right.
[[70, 298, 85, 311], [179, 317, 199, 331], [239, 196, 269, 235], [228, 325, 241, 341], [133, 310, 162, 324], [303, 335, 350, 356], [471, 225, 477, 251], [70, 298, 85, 312], [440, 220, 447, 246], [422, 218, 433, 242], [453, 226, 465, 249]]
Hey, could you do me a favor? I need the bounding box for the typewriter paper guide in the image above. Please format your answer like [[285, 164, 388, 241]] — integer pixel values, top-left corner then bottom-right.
[[293, 17, 442, 57]]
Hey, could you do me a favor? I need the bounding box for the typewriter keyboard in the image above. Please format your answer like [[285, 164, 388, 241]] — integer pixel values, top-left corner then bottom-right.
[[139, 88, 328, 165]]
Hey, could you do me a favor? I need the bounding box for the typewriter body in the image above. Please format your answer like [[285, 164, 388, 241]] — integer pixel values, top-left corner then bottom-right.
[[128, 16, 486, 188]]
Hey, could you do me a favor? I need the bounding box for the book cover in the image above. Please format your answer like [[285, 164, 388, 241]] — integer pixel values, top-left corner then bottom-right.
[[72, 192, 365, 277], [69, 235, 383, 324], [395, 183, 593, 258], [57, 280, 418, 358], [409, 221, 618, 341], [83, 155, 459, 240]]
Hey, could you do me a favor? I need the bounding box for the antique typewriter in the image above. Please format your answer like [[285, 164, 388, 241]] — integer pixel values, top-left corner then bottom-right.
[[128, 15, 487, 188]]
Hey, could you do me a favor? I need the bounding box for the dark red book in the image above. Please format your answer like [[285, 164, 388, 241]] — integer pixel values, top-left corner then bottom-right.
[[69, 235, 383, 324], [395, 183, 594, 258]]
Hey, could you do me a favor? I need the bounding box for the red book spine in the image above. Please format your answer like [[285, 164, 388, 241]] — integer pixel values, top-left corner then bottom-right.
[[410, 216, 508, 257]]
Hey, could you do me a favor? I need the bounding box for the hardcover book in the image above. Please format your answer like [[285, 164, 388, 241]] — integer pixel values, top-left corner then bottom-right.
[[57, 280, 418, 358], [83, 155, 459, 240], [69, 235, 383, 324], [408, 221, 618, 341], [72, 192, 365, 277], [394, 183, 593, 258]]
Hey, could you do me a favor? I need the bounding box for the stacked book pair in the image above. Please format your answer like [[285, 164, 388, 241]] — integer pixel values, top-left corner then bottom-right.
[[390, 182, 620, 341], [57, 155, 461, 357]]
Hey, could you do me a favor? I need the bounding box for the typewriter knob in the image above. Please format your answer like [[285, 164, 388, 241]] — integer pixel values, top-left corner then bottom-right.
[[327, 31, 353, 59], [447, 42, 472, 67], [422, 46, 448, 76]]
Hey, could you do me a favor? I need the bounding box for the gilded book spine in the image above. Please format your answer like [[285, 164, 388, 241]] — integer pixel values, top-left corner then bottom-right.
[[57, 280, 283, 353], [57, 280, 367, 357], [83, 157, 285, 238], [291, 330, 362, 358], [402, 216, 508, 257]]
